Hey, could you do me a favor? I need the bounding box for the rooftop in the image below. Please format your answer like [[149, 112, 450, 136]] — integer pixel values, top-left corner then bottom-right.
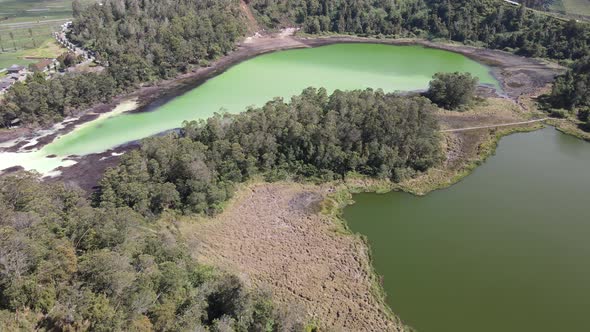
[[0, 78, 13, 89], [7, 64, 25, 72]]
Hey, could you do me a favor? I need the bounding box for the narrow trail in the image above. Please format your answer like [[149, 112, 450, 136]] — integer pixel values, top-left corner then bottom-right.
[[441, 118, 549, 133]]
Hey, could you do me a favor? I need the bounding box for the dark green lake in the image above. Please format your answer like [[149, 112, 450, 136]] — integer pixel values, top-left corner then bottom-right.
[[344, 128, 590, 332]]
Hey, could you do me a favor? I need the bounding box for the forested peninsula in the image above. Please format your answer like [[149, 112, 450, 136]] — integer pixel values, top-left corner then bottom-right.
[[0, 88, 441, 330], [96, 89, 441, 216]]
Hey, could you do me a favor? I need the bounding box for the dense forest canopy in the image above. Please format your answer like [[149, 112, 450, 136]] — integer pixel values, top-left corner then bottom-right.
[[550, 56, 590, 129], [96, 88, 442, 216], [0, 173, 295, 331], [0, 72, 116, 127], [250, 0, 590, 60], [70, 0, 246, 82]]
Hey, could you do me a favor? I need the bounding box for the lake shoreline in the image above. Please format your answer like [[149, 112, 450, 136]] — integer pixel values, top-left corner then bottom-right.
[[0, 33, 562, 189], [178, 117, 550, 331], [0, 32, 572, 331], [0, 33, 560, 149], [178, 180, 408, 331], [343, 126, 590, 332]]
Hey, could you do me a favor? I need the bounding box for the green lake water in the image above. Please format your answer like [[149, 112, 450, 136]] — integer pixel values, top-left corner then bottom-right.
[[344, 128, 590, 332], [0, 43, 497, 173]]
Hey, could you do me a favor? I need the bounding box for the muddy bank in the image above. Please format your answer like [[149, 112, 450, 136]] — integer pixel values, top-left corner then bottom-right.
[[180, 182, 405, 331], [44, 144, 137, 192], [301, 36, 563, 100]]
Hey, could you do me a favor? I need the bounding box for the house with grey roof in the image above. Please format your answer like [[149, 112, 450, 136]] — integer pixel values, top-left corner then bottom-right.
[[6, 65, 26, 74], [0, 78, 14, 94]]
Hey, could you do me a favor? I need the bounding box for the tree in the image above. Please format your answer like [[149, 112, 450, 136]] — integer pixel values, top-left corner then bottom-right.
[[97, 88, 442, 216], [72, 0, 82, 18], [8, 32, 16, 51], [426, 72, 478, 110], [550, 56, 590, 110], [250, 0, 590, 62], [28, 28, 36, 48]]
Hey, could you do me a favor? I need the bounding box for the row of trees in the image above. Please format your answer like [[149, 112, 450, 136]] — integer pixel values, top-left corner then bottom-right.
[[96, 88, 443, 216], [0, 0, 246, 128], [250, 0, 590, 61], [0, 172, 304, 331]]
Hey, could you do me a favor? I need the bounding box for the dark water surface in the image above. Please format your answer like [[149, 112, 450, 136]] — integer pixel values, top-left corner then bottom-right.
[[344, 128, 590, 332]]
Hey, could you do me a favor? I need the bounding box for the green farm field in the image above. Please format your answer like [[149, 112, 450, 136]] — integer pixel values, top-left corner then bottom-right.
[[550, 0, 590, 18], [0, 0, 96, 69]]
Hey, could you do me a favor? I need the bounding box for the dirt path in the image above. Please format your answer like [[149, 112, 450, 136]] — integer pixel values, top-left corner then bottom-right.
[[301, 36, 564, 101], [239, 0, 260, 33], [181, 183, 405, 331], [441, 118, 549, 132]]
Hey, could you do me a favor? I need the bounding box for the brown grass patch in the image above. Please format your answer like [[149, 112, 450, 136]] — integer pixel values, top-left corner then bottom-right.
[[178, 182, 406, 331]]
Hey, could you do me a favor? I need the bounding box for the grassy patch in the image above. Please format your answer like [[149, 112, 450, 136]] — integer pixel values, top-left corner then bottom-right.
[[550, 0, 590, 17], [0, 39, 63, 68], [544, 0, 590, 20], [548, 118, 590, 141], [0, 0, 98, 69], [0, 0, 78, 24]]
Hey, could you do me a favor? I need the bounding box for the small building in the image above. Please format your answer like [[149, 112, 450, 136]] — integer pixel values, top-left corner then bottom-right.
[[9, 118, 21, 128], [6, 64, 26, 74]]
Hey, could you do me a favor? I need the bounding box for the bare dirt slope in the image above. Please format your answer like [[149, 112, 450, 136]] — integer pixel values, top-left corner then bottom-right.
[[181, 183, 405, 332], [239, 0, 260, 34]]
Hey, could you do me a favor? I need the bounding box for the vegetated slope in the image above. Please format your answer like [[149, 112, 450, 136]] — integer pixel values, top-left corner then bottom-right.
[[0, 173, 290, 331], [250, 0, 590, 61], [95, 88, 442, 217], [70, 0, 246, 81]]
